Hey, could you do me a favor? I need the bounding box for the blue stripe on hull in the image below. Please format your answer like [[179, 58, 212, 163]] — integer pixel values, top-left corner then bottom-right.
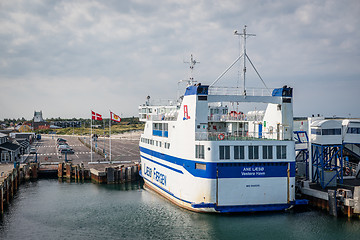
[[141, 154, 183, 174], [140, 146, 295, 179]]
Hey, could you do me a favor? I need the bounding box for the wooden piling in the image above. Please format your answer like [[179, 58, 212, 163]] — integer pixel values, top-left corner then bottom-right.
[[81, 163, 85, 181], [66, 163, 72, 180], [58, 163, 63, 178], [30, 163, 38, 180], [107, 167, 115, 184], [10, 173, 14, 199], [1, 185, 3, 215], [6, 179, 9, 206]]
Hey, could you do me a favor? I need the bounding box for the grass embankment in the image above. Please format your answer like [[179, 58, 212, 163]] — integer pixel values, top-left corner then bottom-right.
[[37, 123, 144, 136]]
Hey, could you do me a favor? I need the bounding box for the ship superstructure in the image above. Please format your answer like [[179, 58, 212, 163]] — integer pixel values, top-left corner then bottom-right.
[[139, 27, 296, 212]]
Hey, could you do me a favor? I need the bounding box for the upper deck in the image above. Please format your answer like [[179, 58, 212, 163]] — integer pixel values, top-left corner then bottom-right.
[[139, 85, 294, 142]]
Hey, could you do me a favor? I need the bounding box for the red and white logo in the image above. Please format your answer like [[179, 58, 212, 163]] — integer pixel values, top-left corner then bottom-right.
[[183, 105, 190, 120]]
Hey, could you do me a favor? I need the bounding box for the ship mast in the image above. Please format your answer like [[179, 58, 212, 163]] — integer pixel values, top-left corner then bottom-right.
[[177, 54, 200, 99], [234, 25, 255, 96], [184, 54, 199, 86], [210, 25, 270, 95]]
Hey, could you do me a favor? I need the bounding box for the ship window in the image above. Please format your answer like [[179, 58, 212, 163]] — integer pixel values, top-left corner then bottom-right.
[[263, 146, 273, 159], [276, 146, 287, 159], [234, 146, 244, 159], [219, 146, 230, 160], [195, 163, 206, 170], [322, 128, 341, 135], [248, 146, 259, 159], [198, 96, 207, 101], [159, 142, 162, 148], [347, 127, 360, 134], [195, 145, 205, 159], [311, 128, 321, 135], [282, 98, 291, 103]]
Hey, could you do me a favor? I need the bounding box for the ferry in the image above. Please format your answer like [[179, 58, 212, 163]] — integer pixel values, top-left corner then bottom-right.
[[139, 27, 296, 213]]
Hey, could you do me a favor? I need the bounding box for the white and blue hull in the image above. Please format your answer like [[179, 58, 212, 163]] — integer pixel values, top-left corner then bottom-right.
[[138, 61, 297, 212], [140, 142, 296, 213]]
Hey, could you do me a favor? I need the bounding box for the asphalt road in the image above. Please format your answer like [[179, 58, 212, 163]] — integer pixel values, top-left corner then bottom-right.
[[28, 133, 140, 166]]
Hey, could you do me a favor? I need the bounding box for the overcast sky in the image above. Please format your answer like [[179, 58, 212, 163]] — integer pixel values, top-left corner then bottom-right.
[[0, 0, 359, 120]]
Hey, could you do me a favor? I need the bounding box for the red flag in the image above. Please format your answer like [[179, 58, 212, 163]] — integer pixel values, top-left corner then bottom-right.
[[92, 111, 102, 120], [110, 111, 121, 122]]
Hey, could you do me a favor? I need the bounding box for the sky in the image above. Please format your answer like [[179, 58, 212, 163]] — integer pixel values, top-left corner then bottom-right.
[[0, 0, 359, 120]]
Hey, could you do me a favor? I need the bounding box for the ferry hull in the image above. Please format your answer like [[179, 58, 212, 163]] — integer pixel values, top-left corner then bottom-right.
[[143, 176, 293, 213], [140, 153, 295, 214]]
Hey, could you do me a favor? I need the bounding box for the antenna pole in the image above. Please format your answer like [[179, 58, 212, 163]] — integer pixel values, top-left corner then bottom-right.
[[184, 54, 199, 86], [243, 26, 247, 95], [234, 25, 255, 95]]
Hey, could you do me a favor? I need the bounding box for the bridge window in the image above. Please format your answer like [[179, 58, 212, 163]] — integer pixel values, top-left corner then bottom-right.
[[276, 146, 287, 159], [234, 146, 245, 159], [196, 145, 205, 159], [248, 146, 259, 159], [311, 128, 321, 135], [322, 128, 341, 135], [219, 146, 230, 160], [263, 146, 273, 159], [153, 123, 169, 137]]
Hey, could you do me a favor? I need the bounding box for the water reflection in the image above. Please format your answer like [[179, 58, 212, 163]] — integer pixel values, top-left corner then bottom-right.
[[1, 179, 360, 240]]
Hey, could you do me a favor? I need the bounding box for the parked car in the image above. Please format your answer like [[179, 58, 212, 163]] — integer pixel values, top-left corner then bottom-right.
[[57, 138, 67, 143], [57, 142, 68, 147], [58, 145, 72, 150], [60, 149, 74, 154], [30, 147, 36, 154]]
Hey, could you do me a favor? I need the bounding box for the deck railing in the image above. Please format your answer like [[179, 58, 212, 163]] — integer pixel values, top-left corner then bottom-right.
[[140, 113, 178, 121], [208, 87, 272, 96], [195, 131, 284, 141]]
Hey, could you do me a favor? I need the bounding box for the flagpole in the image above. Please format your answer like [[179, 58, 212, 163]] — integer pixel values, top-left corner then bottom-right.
[[91, 111, 93, 162], [109, 111, 112, 163]]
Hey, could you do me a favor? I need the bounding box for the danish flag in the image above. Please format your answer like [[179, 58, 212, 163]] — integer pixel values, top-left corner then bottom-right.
[[92, 111, 102, 121]]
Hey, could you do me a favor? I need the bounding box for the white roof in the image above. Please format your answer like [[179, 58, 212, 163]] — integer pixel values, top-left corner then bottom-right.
[[342, 119, 360, 126], [311, 120, 342, 128]]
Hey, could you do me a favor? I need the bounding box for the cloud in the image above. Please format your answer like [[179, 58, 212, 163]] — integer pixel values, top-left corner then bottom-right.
[[0, 0, 359, 120]]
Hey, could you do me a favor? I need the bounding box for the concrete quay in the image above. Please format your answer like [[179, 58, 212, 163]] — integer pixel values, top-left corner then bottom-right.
[[56, 162, 140, 184], [35, 133, 141, 183], [1, 162, 38, 215], [1, 132, 142, 218], [299, 179, 360, 219]]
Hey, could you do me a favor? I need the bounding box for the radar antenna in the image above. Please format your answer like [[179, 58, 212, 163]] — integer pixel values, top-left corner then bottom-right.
[[210, 25, 270, 95], [183, 54, 199, 86], [177, 54, 200, 99]]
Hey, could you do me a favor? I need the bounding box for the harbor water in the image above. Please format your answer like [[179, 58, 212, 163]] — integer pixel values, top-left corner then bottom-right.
[[1, 180, 360, 240]]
